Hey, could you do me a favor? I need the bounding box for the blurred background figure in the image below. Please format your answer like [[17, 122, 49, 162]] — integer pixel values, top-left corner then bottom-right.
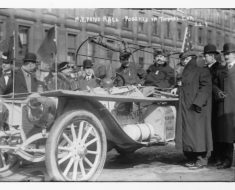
[[0, 52, 13, 95]]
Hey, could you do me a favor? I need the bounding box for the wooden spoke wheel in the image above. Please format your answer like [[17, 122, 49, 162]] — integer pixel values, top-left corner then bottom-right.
[[45, 110, 107, 181]]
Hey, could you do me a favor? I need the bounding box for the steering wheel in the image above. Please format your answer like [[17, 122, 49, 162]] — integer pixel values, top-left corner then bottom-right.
[[112, 73, 125, 87]]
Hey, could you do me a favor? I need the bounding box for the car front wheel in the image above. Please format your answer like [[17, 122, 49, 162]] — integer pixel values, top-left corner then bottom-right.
[[45, 110, 107, 181]]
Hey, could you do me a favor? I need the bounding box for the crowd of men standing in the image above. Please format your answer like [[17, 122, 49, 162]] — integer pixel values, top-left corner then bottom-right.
[[0, 41, 234, 170]]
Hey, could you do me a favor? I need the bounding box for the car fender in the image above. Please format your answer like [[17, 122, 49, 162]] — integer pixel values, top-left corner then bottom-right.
[[55, 96, 143, 151]]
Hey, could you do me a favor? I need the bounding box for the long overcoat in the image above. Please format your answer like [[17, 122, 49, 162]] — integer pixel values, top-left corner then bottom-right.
[[175, 58, 213, 153], [216, 64, 235, 143]]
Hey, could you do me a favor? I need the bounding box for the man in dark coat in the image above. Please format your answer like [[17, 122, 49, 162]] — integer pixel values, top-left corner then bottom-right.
[[0, 52, 13, 96], [203, 44, 226, 165], [78, 59, 99, 90], [214, 43, 235, 169], [116, 51, 141, 85], [144, 49, 175, 88], [174, 51, 213, 169], [14, 53, 43, 97]]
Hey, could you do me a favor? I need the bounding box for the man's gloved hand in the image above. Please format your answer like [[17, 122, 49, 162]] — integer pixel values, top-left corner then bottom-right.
[[171, 88, 178, 95], [190, 104, 202, 113], [217, 91, 226, 99]]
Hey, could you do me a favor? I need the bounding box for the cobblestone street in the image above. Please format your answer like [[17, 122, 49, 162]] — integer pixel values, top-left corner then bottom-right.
[[1, 142, 234, 182]]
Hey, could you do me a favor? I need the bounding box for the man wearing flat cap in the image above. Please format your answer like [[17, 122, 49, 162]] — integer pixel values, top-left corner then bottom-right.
[[0, 52, 13, 95], [214, 43, 235, 169], [174, 51, 213, 169], [116, 51, 141, 85], [144, 49, 174, 88], [14, 52, 43, 96]]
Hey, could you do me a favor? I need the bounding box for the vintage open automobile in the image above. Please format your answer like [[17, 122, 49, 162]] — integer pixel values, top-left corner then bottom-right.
[[0, 85, 178, 181], [0, 35, 180, 181]]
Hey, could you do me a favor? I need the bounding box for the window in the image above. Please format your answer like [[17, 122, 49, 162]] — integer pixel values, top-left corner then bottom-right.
[[216, 32, 221, 49], [198, 27, 203, 45], [233, 16, 235, 30], [188, 25, 193, 42], [139, 45, 144, 64], [106, 40, 114, 60], [0, 22, 3, 41], [215, 9, 220, 24], [67, 33, 77, 63], [224, 34, 230, 44], [138, 22, 144, 33], [164, 21, 171, 39], [138, 11, 146, 33], [122, 18, 130, 29], [152, 16, 159, 36], [139, 57, 144, 65], [18, 25, 30, 56], [207, 30, 212, 44], [224, 13, 230, 28], [177, 22, 183, 41]]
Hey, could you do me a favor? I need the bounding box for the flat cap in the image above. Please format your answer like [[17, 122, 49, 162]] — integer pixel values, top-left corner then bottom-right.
[[181, 51, 198, 59]]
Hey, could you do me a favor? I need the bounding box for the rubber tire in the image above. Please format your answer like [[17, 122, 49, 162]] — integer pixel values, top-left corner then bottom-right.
[[45, 109, 107, 181]]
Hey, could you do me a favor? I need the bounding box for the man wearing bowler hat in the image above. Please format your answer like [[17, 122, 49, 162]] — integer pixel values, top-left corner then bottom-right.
[[173, 51, 213, 169], [203, 44, 228, 165], [214, 43, 235, 169], [78, 59, 99, 90], [14, 52, 42, 95], [0, 52, 13, 95]]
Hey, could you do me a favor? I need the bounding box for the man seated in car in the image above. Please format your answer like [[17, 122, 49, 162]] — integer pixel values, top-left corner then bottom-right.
[[78, 59, 99, 90], [14, 53, 45, 96], [144, 49, 175, 89], [116, 51, 141, 85]]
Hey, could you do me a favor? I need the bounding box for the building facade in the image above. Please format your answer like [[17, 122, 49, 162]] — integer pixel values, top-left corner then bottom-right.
[[0, 8, 235, 69]]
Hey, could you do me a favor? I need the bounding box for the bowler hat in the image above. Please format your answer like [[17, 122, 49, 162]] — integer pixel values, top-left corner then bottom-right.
[[181, 51, 198, 59], [203, 44, 219, 54], [1, 52, 11, 64], [221, 43, 235, 54], [58, 61, 69, 72], [83, 59, 93, 68], [119, 51, 131, 61], [23, 52, 37, 63]]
